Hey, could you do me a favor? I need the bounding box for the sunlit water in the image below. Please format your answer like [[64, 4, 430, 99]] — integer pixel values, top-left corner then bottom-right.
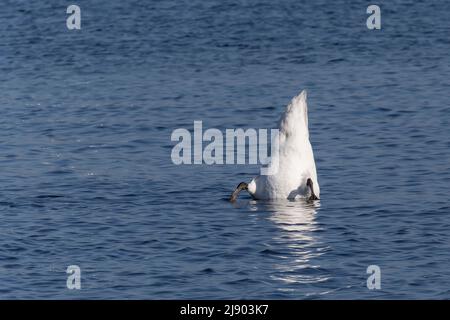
[[0, 0, 449, 299]]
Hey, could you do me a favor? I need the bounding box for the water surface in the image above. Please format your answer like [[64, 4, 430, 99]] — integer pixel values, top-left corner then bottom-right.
[[0, 0, 449, 299]]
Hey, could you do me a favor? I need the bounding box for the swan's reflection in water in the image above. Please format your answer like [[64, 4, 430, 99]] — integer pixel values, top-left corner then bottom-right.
[[250, 200, 329, 287]]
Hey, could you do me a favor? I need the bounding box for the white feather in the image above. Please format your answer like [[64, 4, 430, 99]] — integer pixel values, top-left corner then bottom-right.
[[247, 90, 320, 200]]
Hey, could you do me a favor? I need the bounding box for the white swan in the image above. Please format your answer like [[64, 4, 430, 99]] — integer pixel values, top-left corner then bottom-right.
[[230, 90, 320, 201]]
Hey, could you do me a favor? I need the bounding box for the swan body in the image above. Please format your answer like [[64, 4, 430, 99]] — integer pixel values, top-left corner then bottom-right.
[[230, 90, 320, 201]]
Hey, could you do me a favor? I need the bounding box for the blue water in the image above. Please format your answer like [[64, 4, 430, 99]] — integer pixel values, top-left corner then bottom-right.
[[0, 0, 449, 299]]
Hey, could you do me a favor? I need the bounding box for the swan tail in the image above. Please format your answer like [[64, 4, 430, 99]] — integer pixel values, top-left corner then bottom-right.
[[279, 89, 309, 136]]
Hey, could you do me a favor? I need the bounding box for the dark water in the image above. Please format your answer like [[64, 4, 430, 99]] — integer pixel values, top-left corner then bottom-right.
[[0, 0, 449, 299]]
